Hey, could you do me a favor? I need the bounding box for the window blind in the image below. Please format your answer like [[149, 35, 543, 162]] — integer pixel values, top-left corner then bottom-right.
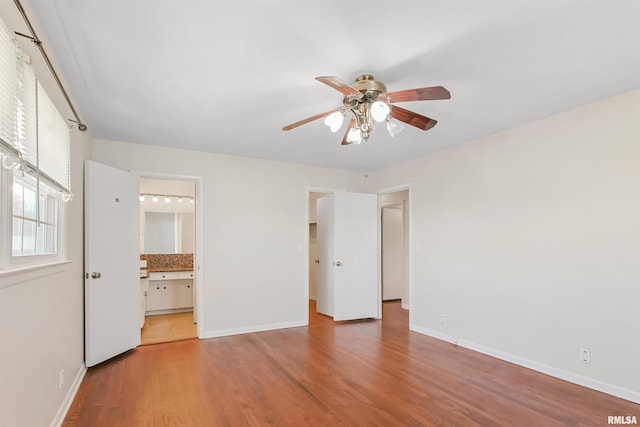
[[37, 81, 71, 191], [0, 19, 17, 150], [0, 15, 71, 193], [16, 53, 37, 166]]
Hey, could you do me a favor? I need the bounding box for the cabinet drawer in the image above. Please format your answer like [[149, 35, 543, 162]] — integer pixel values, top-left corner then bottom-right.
[[149, 271, 179, 280], [177, 271, 194, 279]]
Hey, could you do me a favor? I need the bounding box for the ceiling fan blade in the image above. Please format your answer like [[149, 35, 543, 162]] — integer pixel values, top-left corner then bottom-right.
[[341, 117, 356, 145], [282, 109, 337, 131], [390, 105, 437, 131], [316, 76, 363, 98], [386, 86, 450, 103]]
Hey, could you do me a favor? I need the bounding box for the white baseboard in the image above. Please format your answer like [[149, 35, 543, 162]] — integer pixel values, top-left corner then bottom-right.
[[410, 324, 640, 404], [200, 320, 307, 339], [51, 363, 87, 427]]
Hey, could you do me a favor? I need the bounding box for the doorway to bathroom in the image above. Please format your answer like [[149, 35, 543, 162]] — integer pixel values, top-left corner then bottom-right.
[[138, 176, 198, 345]]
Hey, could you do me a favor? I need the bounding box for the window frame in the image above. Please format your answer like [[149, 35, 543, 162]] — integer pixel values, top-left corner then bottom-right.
[[1, 162, 67, 270], [9, 169, 64, 264]]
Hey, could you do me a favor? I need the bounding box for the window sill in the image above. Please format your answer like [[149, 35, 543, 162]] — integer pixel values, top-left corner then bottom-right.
[[0, 260, 72, 290]]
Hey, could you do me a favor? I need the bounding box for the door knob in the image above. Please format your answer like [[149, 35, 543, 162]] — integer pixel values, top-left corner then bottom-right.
[[314, 259, 319, 264], [335, 261, 342, 266], [91, 272, 101, 279]]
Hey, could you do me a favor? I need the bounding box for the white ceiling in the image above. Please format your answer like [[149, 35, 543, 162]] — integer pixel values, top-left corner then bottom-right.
[[19, 0, 640, 172]]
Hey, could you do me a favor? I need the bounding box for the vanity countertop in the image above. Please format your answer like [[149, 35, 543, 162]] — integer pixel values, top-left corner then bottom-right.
[[147, 267, 193, 272]]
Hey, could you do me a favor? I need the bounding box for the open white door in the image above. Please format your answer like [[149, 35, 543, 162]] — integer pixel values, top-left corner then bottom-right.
[[316, 195, 334, 317], [316, 192, 379, 321], [85, 160, 140, 367]]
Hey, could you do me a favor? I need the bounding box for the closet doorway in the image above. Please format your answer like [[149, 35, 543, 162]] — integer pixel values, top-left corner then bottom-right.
[[306, 187, 411, 321], [308, 191, 331, 302], [380, 188, 410, 310]]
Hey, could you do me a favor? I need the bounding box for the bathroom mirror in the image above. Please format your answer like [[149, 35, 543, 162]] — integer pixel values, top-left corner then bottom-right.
[[142, 212, 194, 254]]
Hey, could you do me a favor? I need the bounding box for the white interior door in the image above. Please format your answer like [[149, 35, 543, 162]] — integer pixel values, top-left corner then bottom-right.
[[333, 192, 379, 321], [382, 207, 404, 301], [316, 192, 379, 321], [315, 195, 334, 317], [85, 160, 140, 367]]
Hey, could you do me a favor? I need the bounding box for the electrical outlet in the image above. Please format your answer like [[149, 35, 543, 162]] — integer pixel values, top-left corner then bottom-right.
[[440, 314, 446, 325], [59, 369, 64, 389], [580, 348, 590, 364]]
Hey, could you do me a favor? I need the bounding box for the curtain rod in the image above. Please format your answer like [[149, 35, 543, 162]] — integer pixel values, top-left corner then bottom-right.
[[13, 0, 87, 132]]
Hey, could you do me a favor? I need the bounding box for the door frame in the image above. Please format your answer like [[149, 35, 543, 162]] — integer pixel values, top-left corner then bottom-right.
[[304, 187, 345, 325], [305, 187, 383, 322], [376, 184, 412, 312], [137, 170, 204, 338]]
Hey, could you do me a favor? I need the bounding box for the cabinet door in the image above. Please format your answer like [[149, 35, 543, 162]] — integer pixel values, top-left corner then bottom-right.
[[140, 278, 149, 327], [161, 283, 179, 309], [178, 282, 193, 308], [146, 284, 163, 311]]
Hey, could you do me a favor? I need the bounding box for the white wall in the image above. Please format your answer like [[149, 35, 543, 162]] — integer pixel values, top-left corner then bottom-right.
[[0, 129, 89, 427], [92, 140, 368, 336], [368, 89, 640, 402], [0, 3, 92, 426]]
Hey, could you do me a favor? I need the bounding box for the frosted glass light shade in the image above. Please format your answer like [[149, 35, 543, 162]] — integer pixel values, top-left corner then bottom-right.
[[323, 111, 345, 133], [371, 101, 391, 123], [346, 127, 363, 145], [386, 117, 405, 138]]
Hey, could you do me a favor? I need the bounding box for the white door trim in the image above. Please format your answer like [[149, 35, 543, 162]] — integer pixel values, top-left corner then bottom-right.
[[376, 184, 412, 313]]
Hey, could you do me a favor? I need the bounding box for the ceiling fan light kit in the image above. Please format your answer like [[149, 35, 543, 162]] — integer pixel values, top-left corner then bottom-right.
[[283, 74, 450, 146]]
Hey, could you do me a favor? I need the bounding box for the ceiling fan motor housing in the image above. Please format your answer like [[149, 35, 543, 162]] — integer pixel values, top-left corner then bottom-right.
[[352, 74, 387, 94]]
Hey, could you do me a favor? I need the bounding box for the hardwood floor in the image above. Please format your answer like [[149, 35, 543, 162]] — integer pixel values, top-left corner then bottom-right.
[[140, 312, 197, 345], [64, 301, 638, 426]]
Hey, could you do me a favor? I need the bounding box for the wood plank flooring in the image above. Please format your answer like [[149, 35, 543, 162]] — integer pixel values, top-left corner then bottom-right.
[[64, 301, 639, 426], [140, 312, 197, 345]]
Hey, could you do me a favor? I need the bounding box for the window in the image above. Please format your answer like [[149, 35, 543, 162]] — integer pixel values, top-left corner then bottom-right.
[[0, 16, 71, 270], [12, 172, 58, 257]]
